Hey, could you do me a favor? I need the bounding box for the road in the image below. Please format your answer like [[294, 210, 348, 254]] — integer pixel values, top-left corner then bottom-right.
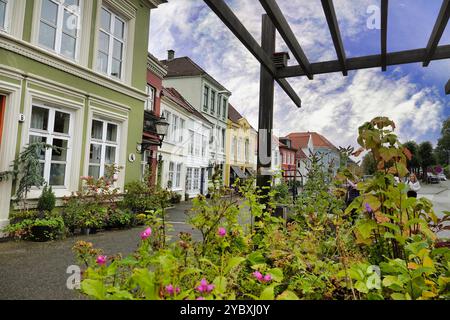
[[417, 180, 450, 239]]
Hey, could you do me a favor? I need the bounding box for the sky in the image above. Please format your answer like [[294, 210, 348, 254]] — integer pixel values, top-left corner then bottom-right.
[[148, 0, 450, 155]]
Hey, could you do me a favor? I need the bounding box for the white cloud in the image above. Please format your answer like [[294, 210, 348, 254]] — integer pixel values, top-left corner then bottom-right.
[[149, 0, 447, 154]]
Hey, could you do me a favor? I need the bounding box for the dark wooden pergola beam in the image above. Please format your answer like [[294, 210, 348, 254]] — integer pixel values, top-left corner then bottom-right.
[[203, 0, 302, 108], [423, 0, 450, 67], [258, 0, 313, 79], [277, 45, 450, 78], [321, 0, 348, 76], [381, 0, 389, 71], [446, 79, 450, 94]]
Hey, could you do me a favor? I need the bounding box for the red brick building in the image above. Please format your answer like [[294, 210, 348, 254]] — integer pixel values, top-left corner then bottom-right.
[[142, 53, 168, 186]]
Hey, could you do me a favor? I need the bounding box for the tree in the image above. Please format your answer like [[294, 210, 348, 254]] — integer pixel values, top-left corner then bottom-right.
[[402, 141, 420, 174], [418, 141, 436, 178], [435, 117, 450, 165], [361, 152, 376, 175]]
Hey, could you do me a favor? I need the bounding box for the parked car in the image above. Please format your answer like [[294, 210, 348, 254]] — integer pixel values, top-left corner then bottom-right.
[[427, 172, 440, 184], [437, 173, 447, 181]]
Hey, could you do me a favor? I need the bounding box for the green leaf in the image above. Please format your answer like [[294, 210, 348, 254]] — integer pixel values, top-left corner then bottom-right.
[[131, 268, 157, 300], [81, 279, 106, 300], [276, 290, 299, 300], [356, 219, 378, 239], [260, 285, 275, 300], [382, 275, 403, 288], [248, 252, 266, 266], [267, 268, 284, 282], [224, 257, 245, 274], [354, 281, 369, 294], [213, 276, 227, 294], [391, 293, 405, 300]]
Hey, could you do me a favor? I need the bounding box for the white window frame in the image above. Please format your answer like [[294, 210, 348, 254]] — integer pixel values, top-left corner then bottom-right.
[[37, 0, 82, 60], [203, 85, 209, 113], [141, 149, 150, 180], [194, 133, 201, 156], [163, 110, 171, 141], [0, 0, 10, 32], [97, 5, 127, 79], [210, 89, 216, 115], [175, 163, 182, 189], [88, 118, 120, 179], [28, 102, 74, 189], [188, 130, 194, 155], [145, 85, 155, 112], [193, 168, 200, 190], [172, 114, 178, 143], [222, 99, 227, 120], [201, 135, 206, 157], [186, 167, 192, 191], [245, 139, 249, 163]]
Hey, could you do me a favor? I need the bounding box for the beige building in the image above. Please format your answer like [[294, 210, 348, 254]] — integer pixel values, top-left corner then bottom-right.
[[225, 104, 257, 187]]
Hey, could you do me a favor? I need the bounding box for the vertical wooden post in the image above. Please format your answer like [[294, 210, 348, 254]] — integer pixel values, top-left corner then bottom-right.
[[257, 14, 275, 198]]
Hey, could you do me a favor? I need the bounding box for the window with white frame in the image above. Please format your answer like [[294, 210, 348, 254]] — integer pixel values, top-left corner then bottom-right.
[[141, 150, 150, 180], [172, 114, 178, 143], [222, 99, 227, 120], [245, 139, 249, 163], [232, 137, 237, 161], [179, 119, 185, 142], [186, 167, 192, 191], [221, 129, 225, 150], [97, 6, 126, 79], [203, 86, 209, 112], [210, 90, 216, 115], [201, 135, 206, 157], [163, 110, 171, 141], [188, 130, 194, 155], [194, 133, 200, 156], [176, 163, 182, 188], [193, 168, 200, 190], [168, 161, 174, 188], [237, 138, 242, 161], [28, 104, 73, 187], [0, 0, 9, 31], [217, 96, 222, 118], [38, 0, 81, 59], [145, 85, 155, 112], [88, 118, 119, 179]]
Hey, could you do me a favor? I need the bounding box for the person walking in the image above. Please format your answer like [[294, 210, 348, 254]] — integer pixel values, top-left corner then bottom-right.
[[407, 173, 421, 198]]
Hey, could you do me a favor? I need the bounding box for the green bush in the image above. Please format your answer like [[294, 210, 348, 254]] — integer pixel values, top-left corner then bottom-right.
[[123, 181, 158, 213], [106, 209, 133, 229], [4, 211, 65, 241], [169, 191, 182, 204], [37, 184, 56, 213]]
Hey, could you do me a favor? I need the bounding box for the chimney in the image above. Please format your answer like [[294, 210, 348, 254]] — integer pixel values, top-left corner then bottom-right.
[[167, 49, 175, 61]]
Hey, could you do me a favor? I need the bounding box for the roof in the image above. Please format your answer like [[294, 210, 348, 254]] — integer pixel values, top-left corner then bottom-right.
[[162, 87, 213, 126], [296, 149, 307, 158], [160, 56, 230, 93], [228, 104, 243, 123], [279, 140, 297, 151], [287, 132, 338, 151]]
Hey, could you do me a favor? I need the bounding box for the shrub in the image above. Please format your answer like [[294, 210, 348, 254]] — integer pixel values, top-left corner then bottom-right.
[[106, 209, 133, 229], [123, 181, 158, 213], [4, 211, 65, 241], [37, 184, 56, 213], [169, 191, 182, 204]]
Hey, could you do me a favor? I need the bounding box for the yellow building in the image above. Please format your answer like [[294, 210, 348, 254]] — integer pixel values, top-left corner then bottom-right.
[[225, 104, 257, 186]]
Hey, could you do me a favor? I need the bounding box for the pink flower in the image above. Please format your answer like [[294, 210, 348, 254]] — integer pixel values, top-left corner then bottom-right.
[[96, 255, 107, 266], [165, 284, 180, 296], [140, 227, 152, 240], [196, 297, 205, 300], [196, 278, 214, 293], [253, 271, 264, 281], [218, 227, 226, 237], [263, 274, 272, 283]]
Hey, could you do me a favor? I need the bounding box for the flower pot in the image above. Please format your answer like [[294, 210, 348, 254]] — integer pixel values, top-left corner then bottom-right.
[[30, 225, 53, 242]]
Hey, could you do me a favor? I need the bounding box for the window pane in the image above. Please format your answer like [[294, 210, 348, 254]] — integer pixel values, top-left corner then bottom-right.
[[0, 0, 6, 30], [105, 146, 116, 164], [49, 163, 66, 186], [100, 8, 111, 31], [41, 0, 58, 25], [113, 39, 123, 59], [91, 120, 103, 140], [114, 18, 124, 39], [29, 135, 47, 160], [106, 123, 117, 142], [88, 165, 100, 179], [89, 144, 102, 164], [98, 31, 109, 53], [61, 34, 76, 58], [97, 52, 108, 73], [51, 139, 68, 161], [31, 106, 49, 131], [63, 10, 78, 37], [111, 58, 122, 78], [64, 0, 79, 8], [54, 111, 70, 134], [39, 22, 56, 49]]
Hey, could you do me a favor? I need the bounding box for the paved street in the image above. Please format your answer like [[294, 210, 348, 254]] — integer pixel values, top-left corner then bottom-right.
[[417, 180, 450, 239], [0, 201, 200, 300], [0, 184, 448, 300]]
